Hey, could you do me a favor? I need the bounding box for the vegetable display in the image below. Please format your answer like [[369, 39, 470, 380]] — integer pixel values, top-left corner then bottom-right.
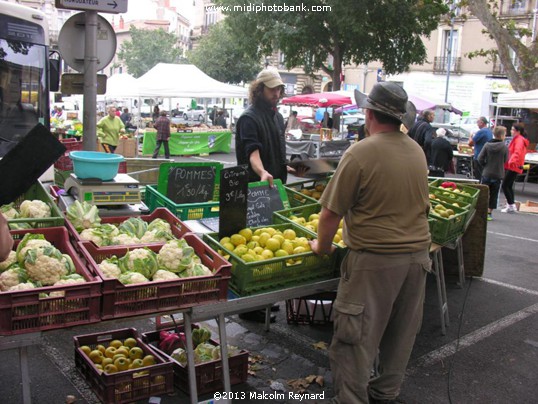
[[1, 200, 53, 228], [98, 240, 213, 284], [0, 233, 86, 292]]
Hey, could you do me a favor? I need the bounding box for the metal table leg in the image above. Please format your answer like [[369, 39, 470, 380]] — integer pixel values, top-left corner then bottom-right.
[[456, 237, 465, 288], [431, 247, 450, 335], [217, 314, 231, 397], [183, 314, 198, 404]]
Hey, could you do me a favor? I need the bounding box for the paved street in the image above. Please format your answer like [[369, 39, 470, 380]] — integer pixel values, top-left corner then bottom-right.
[[1, 147, 537, 404]]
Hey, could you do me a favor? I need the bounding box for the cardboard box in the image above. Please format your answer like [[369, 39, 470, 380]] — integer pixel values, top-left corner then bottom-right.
[[115, 137, 136, 157], [519, 200, 538, 214]]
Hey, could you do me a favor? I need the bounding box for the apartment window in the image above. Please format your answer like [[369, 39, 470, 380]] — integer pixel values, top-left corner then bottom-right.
[[442, 29, 459, 71], [279, 52, 285, 68], [205, 9, 218, 26], [510, 0, 526, 10]]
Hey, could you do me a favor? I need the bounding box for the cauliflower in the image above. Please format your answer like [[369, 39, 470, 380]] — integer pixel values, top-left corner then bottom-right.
[[139, 229, 173, 244], [24, 246, 68, 286], [118, 248, 159, 279], [16, 234, 52, 264], [49, 274, 86, 297], [98, 256, 122, 278], [157, 239, 196, 273], [119, 271, 149, 285], [67, 200, 101, 232], [0, 266, 28, 291], [8, 222, 33, 230], [147, 218, 172, 233], [152, 269, 180, 282], [180, 263, 212, 278], [0, 251, 17, 272], [1, 203, 19, 219], [111, 233, 140, 245], [80, 224, 118, 246], [8, 282, 36, 292], [119, 217, 148, 239], [19, 200, 51, 218]]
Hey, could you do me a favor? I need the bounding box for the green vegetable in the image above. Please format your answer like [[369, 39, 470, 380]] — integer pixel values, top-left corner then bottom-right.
[[20, 200, 51, 218], [8, 222, 33, 230], [194, 342, 215, 363], [1, 203, 19, 219], [67, 201, 101, 232], [119, 217, 148, 239], [119, 271, 149, 285], [15, 233, 51, 264], [119, 248, 159, 279], [24, 245, 68, 285], [0, 265, 28, 291], [192, 327, 211, 347], [147, 218, 172, 233]]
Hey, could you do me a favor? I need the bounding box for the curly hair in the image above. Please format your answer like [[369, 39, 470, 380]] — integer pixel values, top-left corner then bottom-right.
[[249, 80, 286, 104]]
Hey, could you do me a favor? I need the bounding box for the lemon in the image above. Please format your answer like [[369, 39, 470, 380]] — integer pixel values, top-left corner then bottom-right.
[[234, 245, 248, 256], [251, 235, 260, 243], [247, 241, 260, 249], [80, 345, 92, 355], [242, 253, 256, 262], [336, 228, 343, 237], [265, 237, 281, 252], [264, 227, 277, 236], [230, 234, 247, 246], [219, 236, 231, 245], [272, 234, 285, 244], [274, 249, 289, 257], [308, 213, 320, 221], [281, 240, 294, 254], [261, 249, 274, 260], [253, 246, 264, 255], [258, 233, 271, 247], [282, 229, 296, 240], [293, 246, 306, 254], [238, 228, 253, 242], [333, 234, 341, 243], [222, 242, 235, 251]]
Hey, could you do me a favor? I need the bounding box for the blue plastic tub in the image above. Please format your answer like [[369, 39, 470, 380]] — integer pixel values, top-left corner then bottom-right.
[[69, 151, 124, 181]]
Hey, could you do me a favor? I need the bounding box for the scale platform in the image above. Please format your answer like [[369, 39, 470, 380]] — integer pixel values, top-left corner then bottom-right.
[[64, 173, 141, 206]]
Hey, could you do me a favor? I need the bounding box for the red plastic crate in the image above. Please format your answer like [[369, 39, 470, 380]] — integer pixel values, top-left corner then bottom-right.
[[60, 138, 84, 152], [0, 227, 101, 335], [142, 326, 249, 395], [54, 139, 84, 170], [118, 161, 127, 173], [65, 208, 193, 251], [54, 154, 74, 170], [78, 233, 231, 319], [74, 328, 173, 404]]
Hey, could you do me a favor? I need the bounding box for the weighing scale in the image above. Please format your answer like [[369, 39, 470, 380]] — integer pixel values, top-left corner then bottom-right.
[[61, 173, 148, 217]]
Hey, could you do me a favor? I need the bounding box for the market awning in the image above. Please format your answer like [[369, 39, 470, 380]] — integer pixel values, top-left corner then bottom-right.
[[282, 92, 353, 108]]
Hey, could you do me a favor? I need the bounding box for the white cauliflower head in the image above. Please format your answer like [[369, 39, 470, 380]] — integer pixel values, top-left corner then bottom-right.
[[8, 282, 36, 292], [157, 239, 195, 273], [23, 246, 68, 286], [0, 266, 28, 291], [49, 274, 86, 297], [19, 200, 51, 218], [152, 269, 180, 282], [0, 251, 17, 272], [111, 233, 141, 245], [16, 236, 52, 264], [1, 203, 19, 219], [119, 271, 149, 285], [139, 229, 173, 244], [98, 257, 122, 278], [118, 248, 159, 279], [80, 228, 106, 246]]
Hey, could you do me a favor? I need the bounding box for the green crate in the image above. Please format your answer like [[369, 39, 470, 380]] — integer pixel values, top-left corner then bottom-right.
[[429, 199, 468, 245], [203, 223, 338, 296], [7, 181, 65, 229], [428, 179, 480, 209], [145, 184, 219, 220], [430, 193, 474, 227], [284, 186, 318, 207], [156, 162, 222, 202]]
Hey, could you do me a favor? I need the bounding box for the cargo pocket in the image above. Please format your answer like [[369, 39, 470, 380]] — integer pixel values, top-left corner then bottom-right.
[[421, 259, 432, 273], [333, 300, 365, 345]]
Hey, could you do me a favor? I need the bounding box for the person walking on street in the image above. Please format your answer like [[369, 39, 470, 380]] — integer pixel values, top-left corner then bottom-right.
[[311, 82, 431, 404], [152, 110, 171, 159], [96, 106, 125, 153], [408, 110, 435, 164], [152, 105, 160, 123], [478, 126, 509, 220], [236, 67, 291, 187], [429, 128, 454, 177], [468, 116, 493, 181], [501, 123, 529, 213]]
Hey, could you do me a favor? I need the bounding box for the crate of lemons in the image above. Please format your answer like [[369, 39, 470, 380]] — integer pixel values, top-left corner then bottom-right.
[[428, 199, 468, 245], [80, 336, 158, 376], [204, 223, 337, 295]]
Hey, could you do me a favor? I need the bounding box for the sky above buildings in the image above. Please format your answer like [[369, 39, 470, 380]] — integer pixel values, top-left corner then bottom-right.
[[120, 0, 194, 22]]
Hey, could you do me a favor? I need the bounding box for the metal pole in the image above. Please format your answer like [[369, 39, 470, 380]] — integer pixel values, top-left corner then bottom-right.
[[83, 11, 98, 151], [444, 3, 455, 104]]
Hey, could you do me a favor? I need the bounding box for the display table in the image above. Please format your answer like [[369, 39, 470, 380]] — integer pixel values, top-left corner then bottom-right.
[[142, 130, 232, 156], [286, 139, 351, 159]]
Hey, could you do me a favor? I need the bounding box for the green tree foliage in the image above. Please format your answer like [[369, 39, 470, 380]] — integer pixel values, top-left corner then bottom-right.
[[117, 26, 183, 78], [215, 0, 448, 89], [460, 0, 538, 91], [188, 22, 261, 84]]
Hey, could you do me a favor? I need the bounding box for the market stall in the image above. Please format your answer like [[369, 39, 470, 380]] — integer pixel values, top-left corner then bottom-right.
[[141, 129, 232, 156]]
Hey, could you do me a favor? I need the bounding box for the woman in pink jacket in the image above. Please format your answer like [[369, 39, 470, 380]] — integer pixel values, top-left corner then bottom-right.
[[501, 123, 529, 213]]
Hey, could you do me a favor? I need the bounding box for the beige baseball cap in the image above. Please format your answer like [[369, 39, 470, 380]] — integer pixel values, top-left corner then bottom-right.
[[256, 68, 284, 88]]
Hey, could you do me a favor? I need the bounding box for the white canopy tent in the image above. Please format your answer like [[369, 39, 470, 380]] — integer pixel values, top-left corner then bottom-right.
[[136, 63, 248, 98], [497, 89, 538, 109], [102, 73, 140, 98]]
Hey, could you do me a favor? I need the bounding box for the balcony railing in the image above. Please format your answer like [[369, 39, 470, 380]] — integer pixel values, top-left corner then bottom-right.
[[433, 56, 461, 74], [499, 0, 532, 16]]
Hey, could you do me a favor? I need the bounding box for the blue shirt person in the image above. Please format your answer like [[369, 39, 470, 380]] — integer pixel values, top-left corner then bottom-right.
[[468, 116, 492, 181]]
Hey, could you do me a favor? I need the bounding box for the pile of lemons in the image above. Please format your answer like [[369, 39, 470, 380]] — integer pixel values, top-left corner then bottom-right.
[[218, 226, 312, 265], [430, 203, 456, 219], [288, 213, 346, 248]]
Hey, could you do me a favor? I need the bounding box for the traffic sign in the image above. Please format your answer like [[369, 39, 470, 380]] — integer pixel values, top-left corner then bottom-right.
[[55, 0, 128, 14]]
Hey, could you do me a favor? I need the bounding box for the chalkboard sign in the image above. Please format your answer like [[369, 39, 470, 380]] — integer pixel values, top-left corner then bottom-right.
[[166, 165, 216, 204], [219, 165, 249, 238], [246, 179, 289, 228]]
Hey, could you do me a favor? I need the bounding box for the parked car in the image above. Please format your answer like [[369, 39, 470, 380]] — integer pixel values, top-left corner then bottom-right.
[[340, 113, 365, 133], [171, 106, 187, 117], [451, 116, 492, 135], [183, 106, 206, 121]]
